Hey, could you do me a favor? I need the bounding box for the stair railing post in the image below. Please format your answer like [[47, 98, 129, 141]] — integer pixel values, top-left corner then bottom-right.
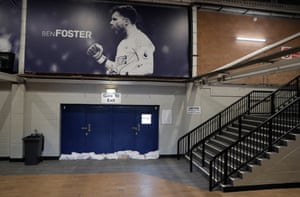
[[223, 151, 228, 185], [271, 94, 275, 115], [188, 134, 190, 156], [268, 119, 273, 152], [297, 77, 300, 98], [177, 139, 181, 160], [247, 94, 251, 114], [190, 147, 193, 172], [202, 141, 205, 167], [218, 114, 222, 134], [238, 116, 242, 139], [298, 100, 300, 119], [209, 161, 213, 191]]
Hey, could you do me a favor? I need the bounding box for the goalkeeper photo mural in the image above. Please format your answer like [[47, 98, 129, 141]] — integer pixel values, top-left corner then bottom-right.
[[25, 0, 190, 78]]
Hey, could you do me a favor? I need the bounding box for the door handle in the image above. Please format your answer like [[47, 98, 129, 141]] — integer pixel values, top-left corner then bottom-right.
[[87, 123, 91, 132], [131, 123, 140, 131], [82, 124, 91, 132], [137, 123, 140, 132], [131, 126, 138, 131], [131, 123, 141, 135], [81, 126, 88, 130]]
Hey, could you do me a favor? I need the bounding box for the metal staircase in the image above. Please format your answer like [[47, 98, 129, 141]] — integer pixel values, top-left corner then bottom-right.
[[177, 90, 272, 159], [209, 98, 300, 191], [177, 75, 300, 191]]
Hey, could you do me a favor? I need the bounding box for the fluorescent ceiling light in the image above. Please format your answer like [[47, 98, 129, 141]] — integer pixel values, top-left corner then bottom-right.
[[246, 10, 271, 16], [106, 88, 116, 94], [236, 37, 266, 42], [221, 7, 247, 13]]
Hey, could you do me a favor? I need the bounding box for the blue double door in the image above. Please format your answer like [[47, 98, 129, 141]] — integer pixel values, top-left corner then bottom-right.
[[61, 104, 159, 154]]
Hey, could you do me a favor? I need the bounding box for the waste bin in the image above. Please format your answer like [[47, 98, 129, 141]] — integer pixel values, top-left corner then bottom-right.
[[23, 134, 44, 165]]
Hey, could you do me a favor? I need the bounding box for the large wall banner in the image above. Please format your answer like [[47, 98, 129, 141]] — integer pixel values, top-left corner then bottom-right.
[[0, 0, 22, 73], [25, 0, 191, 78]]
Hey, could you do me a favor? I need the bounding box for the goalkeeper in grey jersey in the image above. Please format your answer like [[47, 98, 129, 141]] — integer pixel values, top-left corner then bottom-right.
[[87, 5, 155, 75]]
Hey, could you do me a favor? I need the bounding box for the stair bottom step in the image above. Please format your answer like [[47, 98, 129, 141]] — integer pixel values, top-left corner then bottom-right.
[[191, 160, 210, 176]]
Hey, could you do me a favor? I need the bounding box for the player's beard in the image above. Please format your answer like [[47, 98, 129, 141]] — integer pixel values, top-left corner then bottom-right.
[[112, 26, 126, 38]]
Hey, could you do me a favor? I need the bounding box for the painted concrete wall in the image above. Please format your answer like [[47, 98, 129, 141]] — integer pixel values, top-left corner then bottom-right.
[[0, 83, 12, 157], [23, 82, 187, 156], [184, 83, 262, 132], [1, 81, 268, 158]]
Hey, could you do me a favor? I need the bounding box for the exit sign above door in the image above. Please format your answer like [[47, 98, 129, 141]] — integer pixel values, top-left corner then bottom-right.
[[101, 92, 121, 104]]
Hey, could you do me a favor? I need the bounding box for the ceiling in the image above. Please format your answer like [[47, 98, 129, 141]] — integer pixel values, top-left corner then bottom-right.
[[131, 0, 300, 18]]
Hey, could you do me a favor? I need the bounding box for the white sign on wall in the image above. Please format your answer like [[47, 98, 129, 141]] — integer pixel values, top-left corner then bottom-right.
[[101, 92, 121, 104], [162, 109, 172, 124], [187, 106, 201, 114]]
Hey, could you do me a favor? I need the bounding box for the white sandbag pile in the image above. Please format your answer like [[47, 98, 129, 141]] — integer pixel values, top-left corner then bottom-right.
[[59, 150, 159, 160]]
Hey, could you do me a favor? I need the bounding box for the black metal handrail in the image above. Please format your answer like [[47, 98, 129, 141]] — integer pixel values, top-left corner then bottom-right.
[[209, 97, 300, 191], [189, 75, 300, 169], [177, 90, 272, 159]]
